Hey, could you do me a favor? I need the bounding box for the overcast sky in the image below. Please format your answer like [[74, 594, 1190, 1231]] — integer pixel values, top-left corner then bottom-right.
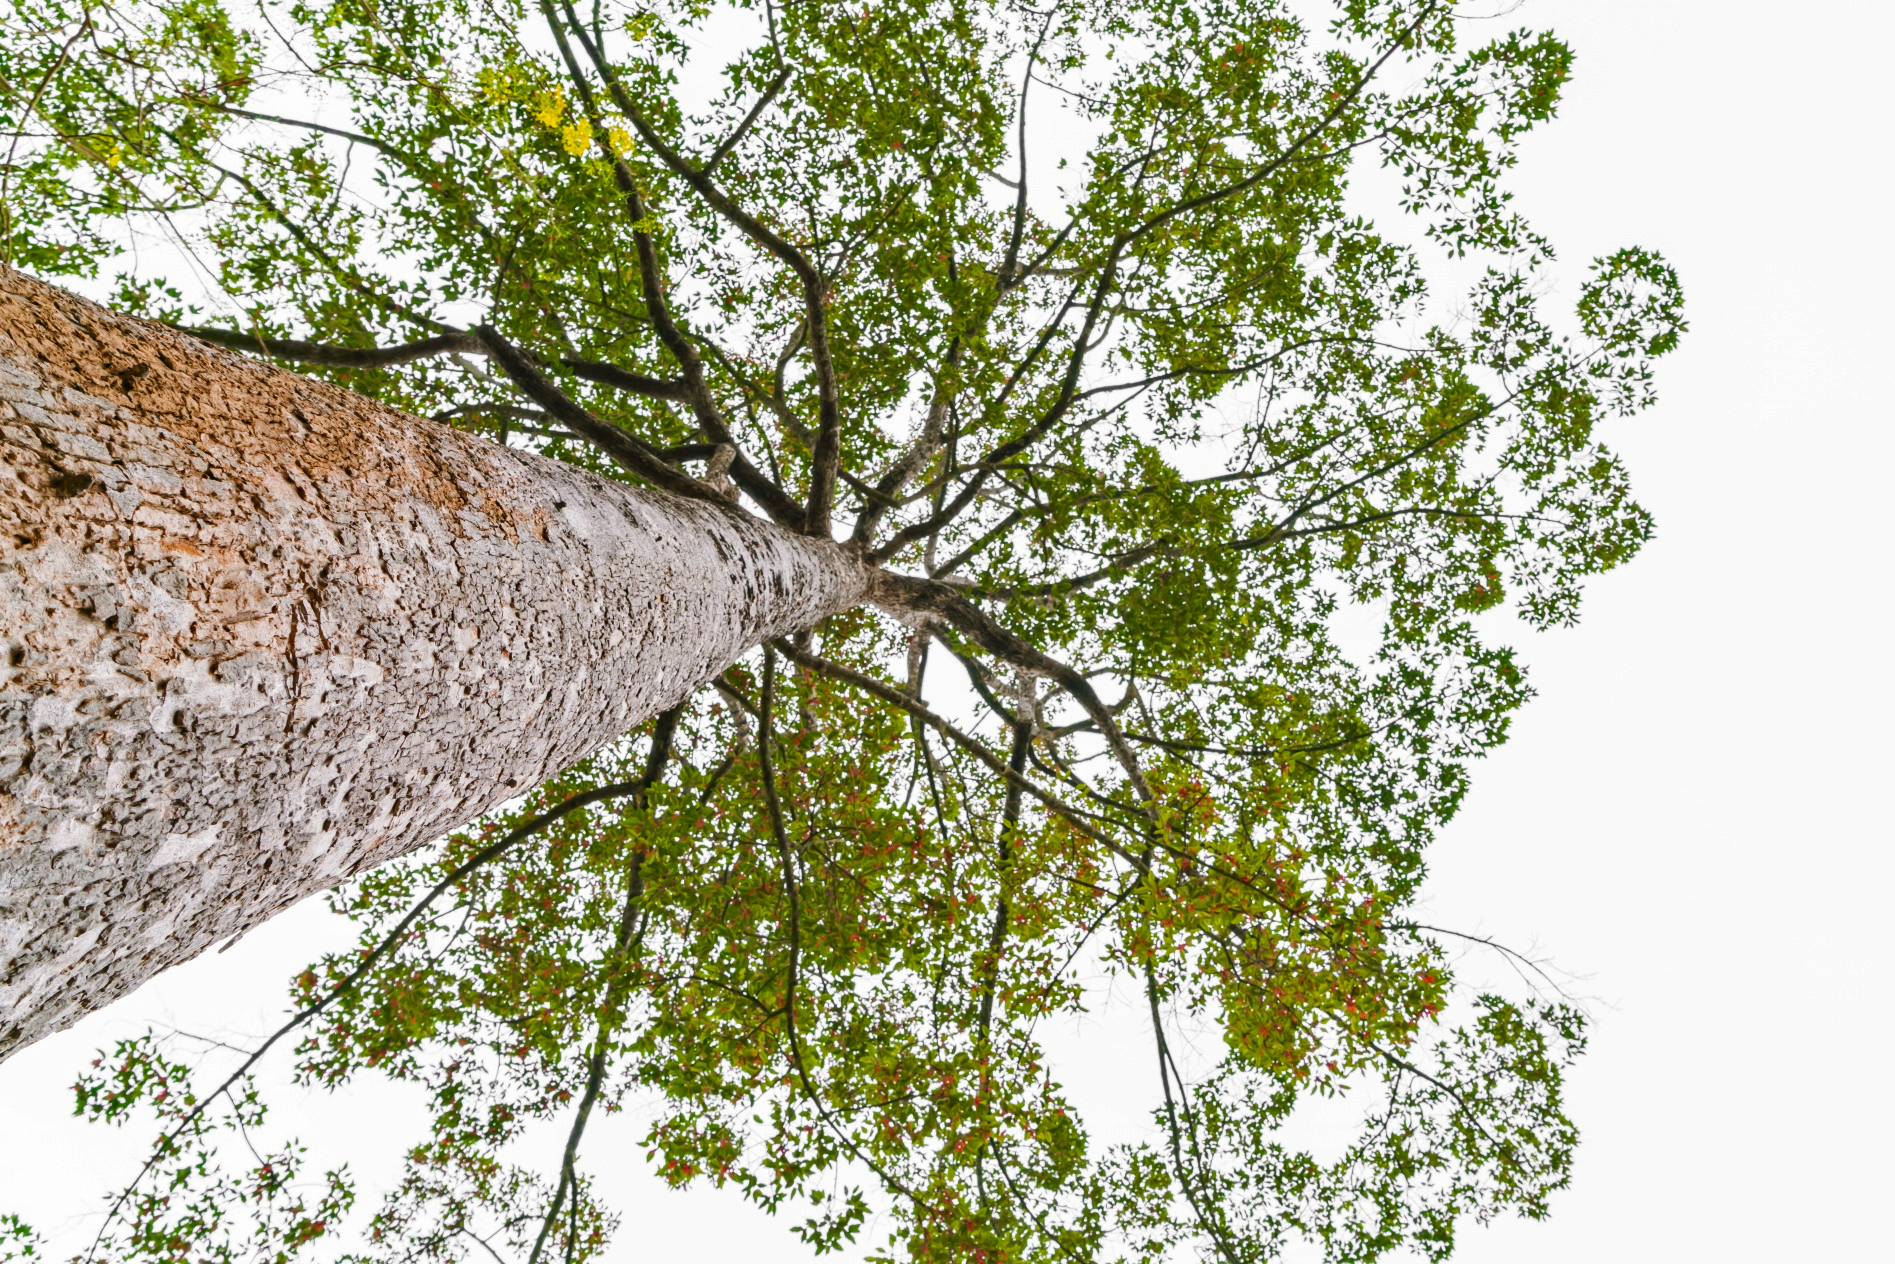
[[5, 1, 1891, 1259]]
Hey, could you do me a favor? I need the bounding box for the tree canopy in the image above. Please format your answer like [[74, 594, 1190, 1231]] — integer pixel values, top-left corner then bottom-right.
[[0, 0, 1682, 1260]]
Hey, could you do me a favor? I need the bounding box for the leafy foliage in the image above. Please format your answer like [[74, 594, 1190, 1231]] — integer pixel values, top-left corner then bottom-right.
[[0, 1037, 352, 1264], [0, 0, 1681, 1259]]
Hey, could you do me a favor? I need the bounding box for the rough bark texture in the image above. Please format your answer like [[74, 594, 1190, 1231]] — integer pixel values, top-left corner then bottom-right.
[[0, 268, 869, 1062]]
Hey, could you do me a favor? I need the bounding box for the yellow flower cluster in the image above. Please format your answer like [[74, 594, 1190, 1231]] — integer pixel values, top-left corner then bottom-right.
[[559, 119, 593, 156], [475, 63, 526, 103], [530, 89, 567, 129]]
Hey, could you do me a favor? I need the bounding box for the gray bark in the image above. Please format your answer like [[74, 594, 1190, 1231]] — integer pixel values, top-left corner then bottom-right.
[[0, 268, 869, 1062]]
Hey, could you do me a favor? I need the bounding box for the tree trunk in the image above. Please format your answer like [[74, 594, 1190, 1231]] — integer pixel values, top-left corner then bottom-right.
[[0, 268, 868, 1063]]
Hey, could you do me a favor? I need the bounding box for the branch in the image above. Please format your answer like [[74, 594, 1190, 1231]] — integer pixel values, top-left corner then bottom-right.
[[998, 8, 1060, 290], [1068, 338, 1320, 402], [561, 355, 690, 400], [869, 256, 1123, 562], [191, 102, 417, 164], [1116, 725, 1375, 762], [558, 5, 845, 536], [1145, 966, 1244, 1264], [151, 148, 405, 316], [977, 722, 1030, 1041], [1266, 408, 1485, 533], [704, 64, 793, 174], [757, 648, 939, 1213], [850, 341, 958, 544], [869, 8, 1441, 561], [1390, 921, 1581, 1004], [541, 6, 806, 530], [1123, 2, 1441, 251], [474, 325, 736, 507], [868, 572, 1157, 813], [771, 637, 1147, 872], [756, 648, 800, 1021], [0, 22, 88, 265], [975, 478, 1515, 608], [527, 708, 680, 1264], [1223, 503, 1531, 553], [135, 98, 452, 334], [176, 325, 479, 366]]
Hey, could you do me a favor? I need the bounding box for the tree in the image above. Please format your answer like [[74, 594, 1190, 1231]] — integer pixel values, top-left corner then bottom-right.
[[0, 267, 870, 1057], [0, 0, 1684, 1260]]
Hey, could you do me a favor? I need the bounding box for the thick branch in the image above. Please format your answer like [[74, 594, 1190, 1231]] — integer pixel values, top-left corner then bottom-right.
[[851, 342, 959, 544], [868, 572, 1156, 812], [177, 325, 479, 366], [562, 355, 690, 400], [474, 325, 735, 507]]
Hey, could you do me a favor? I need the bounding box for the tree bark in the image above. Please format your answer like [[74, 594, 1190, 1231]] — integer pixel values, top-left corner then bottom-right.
[[0, 268, 869, 1063]]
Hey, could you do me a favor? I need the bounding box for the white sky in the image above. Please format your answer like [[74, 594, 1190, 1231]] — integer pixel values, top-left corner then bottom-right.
[[4, 0, 1892, 1259]]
